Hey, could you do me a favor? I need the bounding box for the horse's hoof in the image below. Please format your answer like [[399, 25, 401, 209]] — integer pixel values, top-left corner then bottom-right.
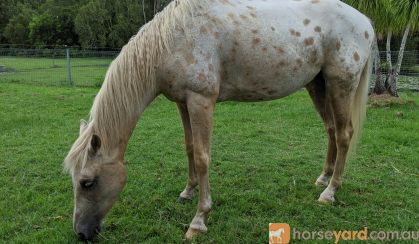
[[184, 227, 204, 241], [318, 193, 335, 203], [178, 196, 192, 204], [315, 179, 328, 187]]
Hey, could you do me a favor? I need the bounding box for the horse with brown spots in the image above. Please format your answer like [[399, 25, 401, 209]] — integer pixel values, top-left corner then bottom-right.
[[64, 0, 374, 241]]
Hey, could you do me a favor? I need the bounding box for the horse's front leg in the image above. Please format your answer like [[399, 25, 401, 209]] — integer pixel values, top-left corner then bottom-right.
[[183, 92, 215, 240], [177, 103, 198, 202]]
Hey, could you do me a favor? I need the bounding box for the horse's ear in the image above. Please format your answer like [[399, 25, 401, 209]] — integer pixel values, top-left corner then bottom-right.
[[90, 134, 101, 155], [80, 119, 87, 135]]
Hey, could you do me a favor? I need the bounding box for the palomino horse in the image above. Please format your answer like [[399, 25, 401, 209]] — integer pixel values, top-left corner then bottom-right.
[[64, 0, 374, 241]]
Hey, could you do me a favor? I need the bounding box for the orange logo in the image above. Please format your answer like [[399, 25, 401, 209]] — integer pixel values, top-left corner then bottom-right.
[[269, 223, 290, 244]]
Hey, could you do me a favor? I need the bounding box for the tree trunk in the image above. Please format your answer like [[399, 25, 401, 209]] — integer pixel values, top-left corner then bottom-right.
[[142, 0, 147, 24], [373, 37, 385, 94], [154, 0, 157, 15], [154, 0, 161, 14], [384, 31, 397, 95], [389, 23, 411, 97]]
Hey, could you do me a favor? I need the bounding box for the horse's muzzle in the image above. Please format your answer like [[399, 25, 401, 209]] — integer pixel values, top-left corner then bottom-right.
[[75, 215, 102, 241]]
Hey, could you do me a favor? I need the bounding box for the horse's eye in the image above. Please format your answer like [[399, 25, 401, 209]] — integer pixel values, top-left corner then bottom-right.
[[80, 179, 96, 190]]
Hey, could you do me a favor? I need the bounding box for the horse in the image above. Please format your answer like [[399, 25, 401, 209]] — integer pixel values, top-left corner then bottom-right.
[[269, 228, 285, 243], [64, 0, 374, 241]]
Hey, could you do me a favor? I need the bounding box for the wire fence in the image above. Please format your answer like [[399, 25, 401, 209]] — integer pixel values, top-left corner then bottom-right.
[[0, 47, 418, 90], [0, 48, 120, 87]]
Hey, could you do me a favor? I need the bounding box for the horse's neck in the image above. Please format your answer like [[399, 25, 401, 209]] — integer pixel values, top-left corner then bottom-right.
[[91, 52, 158, 156]]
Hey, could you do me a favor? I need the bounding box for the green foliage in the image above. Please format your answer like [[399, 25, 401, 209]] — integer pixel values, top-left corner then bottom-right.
[[393, 0, 419, 33], [74, 0, 110, 48], [107, 0, 144, 48], [1, 0, 172, 48], [75, 0, 148, 48], [345, 0, 419, 34], [2, 5, 33, 45], [30, 0, 79, 46]]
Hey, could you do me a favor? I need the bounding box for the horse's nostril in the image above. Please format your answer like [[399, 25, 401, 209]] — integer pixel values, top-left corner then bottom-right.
[[77, 232, 87, 241]]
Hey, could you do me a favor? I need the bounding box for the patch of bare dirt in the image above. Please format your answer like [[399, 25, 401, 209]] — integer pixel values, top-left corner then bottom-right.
[[368, 94, 417, 108]]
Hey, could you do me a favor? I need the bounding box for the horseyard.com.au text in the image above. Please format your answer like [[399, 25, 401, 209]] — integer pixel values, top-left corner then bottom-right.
[[269, 223, 419, 243]]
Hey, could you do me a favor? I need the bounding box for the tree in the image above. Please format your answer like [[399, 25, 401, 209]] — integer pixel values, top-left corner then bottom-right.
[[107, 0, 144, 48], [345, 0, 418, 96], [75, 0, 111, 48], [387, 0, 418, 96], [75, 0, 171, 48], [0, 1, 15, 43], [1, 0, 173, 47], [2, 5, 34, 45]]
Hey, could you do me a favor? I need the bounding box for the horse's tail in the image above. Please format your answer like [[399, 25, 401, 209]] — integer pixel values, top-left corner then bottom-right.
[[349, 50, 373, 154]]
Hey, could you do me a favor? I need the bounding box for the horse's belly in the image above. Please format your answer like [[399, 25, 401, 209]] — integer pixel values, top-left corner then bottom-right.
[[216, 38, 321, 102], [217, 68, 317, 102]]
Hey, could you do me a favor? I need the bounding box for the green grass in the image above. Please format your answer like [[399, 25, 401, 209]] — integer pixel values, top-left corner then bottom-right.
[[0, 56, 113, 87], [0, 83, 418, 243]]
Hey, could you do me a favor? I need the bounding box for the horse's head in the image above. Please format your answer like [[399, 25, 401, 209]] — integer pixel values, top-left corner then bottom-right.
[[66, 120, 127, 241]]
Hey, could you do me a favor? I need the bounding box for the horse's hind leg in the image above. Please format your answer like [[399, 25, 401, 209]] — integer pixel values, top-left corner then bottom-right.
[[306, 73, 337, 187], [318, 75, 357, 203], [177, 103, 198, 202]]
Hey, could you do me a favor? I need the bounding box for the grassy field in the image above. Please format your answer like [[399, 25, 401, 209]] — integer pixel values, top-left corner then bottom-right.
[[0, 56, 113, 87], [0, 83, 418, 243]]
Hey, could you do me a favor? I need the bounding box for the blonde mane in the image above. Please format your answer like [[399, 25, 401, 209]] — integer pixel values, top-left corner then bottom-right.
[[64, 0, 206, 174]]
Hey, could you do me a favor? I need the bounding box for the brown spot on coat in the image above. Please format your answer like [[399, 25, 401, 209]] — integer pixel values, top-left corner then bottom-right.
[[353, 52, 360, 61], [314, 26, 321, 32], [250, 13, 257, 18], [336, 41, 341, 51], [309, 49, 318, 64], [303, 19, 311, 26], [200, 26, 208, 34], [184, 52, 196, 65], [289, 29, 296, 35], [252, 29, 258, 34], [304, 37, 314, 46], [198, 73, 206, 82], [364, 31, 369, 39], [296, 32, 301, 37], [208, 64, 214, 72], [252, 38, 261, 46], [274, 46, 285, 54], [296, 58, 303, 66], [213, 32, 220, 39], [262, 47, 267, 52], [271, 26, 275, 31]]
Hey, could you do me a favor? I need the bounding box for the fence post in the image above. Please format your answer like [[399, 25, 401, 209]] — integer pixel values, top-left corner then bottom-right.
[[65, 46, 73, 86]]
